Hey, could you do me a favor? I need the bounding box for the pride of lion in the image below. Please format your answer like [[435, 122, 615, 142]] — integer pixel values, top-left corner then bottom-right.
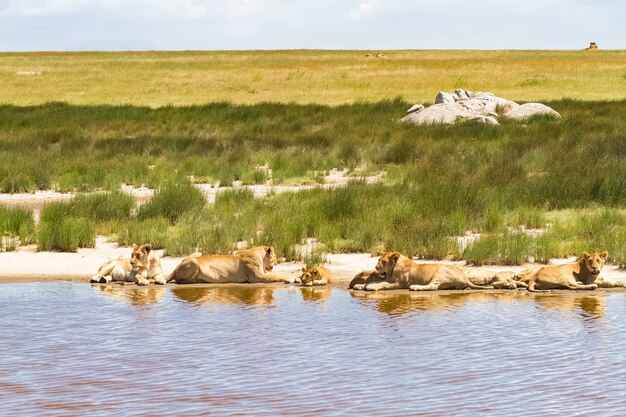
[[92, 244, 624, 292]]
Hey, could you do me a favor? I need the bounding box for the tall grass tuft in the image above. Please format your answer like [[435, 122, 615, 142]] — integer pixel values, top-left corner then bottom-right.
[[139, 181, 206, 223], [72, 192, 135, 220], [0, 206, 36, 248], [38, 216, 95, 252]]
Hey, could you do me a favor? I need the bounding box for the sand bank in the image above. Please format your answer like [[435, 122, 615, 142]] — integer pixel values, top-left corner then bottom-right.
[[2, 238, 626, 292]]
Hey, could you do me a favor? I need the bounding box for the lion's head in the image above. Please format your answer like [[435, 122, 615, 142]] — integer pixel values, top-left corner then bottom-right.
[[300, 266, 322, 286], [263, 246, 277, 272], [130, 243, 153, 271], [375, 250, 401, 278], [581, 251, 608, 276]]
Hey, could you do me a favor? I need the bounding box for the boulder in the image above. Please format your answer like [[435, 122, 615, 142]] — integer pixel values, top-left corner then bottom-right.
[[435, 91, 455, 104], [502, 103, 561, 121], [399, 89, 560, 126], [406, 104, 424, 114]]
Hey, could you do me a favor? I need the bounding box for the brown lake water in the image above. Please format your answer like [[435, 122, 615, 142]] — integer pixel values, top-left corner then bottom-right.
[[2, 283, 626, 416]]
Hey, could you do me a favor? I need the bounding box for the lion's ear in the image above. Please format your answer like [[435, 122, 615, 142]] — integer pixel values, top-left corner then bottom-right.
[[582, 252, 590, 259], [302, 267, 306, 272], [601, 251, 609, 260], [390, 252, 400, 263], [133, 243, 140, 250], [143, 244, 152, 254], [267, 246, 274, 255]]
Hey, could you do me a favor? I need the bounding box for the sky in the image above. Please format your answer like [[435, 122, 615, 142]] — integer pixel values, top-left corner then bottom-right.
[[0, 0, 624, 51]]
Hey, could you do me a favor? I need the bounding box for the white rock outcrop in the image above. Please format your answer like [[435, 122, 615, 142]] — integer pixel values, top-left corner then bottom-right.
[[399, 89, 560, 126]]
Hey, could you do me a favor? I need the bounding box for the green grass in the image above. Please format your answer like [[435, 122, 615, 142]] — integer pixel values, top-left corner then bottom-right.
[[35, 193, 134, 251], [72, 192, 135, 220], [38, 203, 96, 252], [0, 206, 35, 249], [139, 181, 207, 223]]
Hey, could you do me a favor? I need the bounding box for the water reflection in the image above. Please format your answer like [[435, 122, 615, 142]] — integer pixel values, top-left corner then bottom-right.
[[349, 291, 503, 316], [532, 294, 605, 320], [93, 284, 165, 307], [300, 286, 332, 303], [350, 290, 606, 321], [170, 285, 276, 307]]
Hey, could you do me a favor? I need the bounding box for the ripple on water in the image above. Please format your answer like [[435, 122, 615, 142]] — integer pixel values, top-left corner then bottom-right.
[[1, 283, 626, 416]]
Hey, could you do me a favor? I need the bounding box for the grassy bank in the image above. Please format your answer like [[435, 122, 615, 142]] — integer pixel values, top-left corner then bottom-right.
[[1, 99, 626, 194], [1, 84, 625, 262], [1, 50, 625, 106], [20, 184, 626, 266]]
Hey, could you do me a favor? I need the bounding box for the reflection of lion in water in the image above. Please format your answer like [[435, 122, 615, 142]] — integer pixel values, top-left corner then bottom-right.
[[533, 295, 605, 319], [93, 285, 165, 306], [91, 243, 164, 286], [299, 266, 332, 286], [166, 246, 293, 284], [354, 251, 492, 291], [300, 287, 332, 302], [170, 285, 276, 306], [517, 251, 621, 292]]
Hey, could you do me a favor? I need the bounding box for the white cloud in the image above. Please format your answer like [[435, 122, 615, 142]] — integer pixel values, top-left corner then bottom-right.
[[348, 0, 377, 19]]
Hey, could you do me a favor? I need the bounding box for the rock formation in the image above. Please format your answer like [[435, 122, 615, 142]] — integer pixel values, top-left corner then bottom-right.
[[400, 89, 560, 126]]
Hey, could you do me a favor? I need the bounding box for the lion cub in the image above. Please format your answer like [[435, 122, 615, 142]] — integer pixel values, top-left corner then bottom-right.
[[300, 266, 332, 286], [90, 243, 165, 286]]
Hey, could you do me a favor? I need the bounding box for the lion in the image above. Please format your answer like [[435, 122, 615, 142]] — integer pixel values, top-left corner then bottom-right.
[[348, 269, 384, 289], [299, 265, 332, 286], [353, 250, 493, 291], [517, 251, 621, 292], [90, 243, 164, 286], [463, 269, 528, 290], [166, 245, 294, 284], [584, 42, 598, 50]]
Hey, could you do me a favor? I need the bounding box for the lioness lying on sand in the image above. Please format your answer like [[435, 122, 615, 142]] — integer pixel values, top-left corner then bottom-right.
[[299, 266, 332, 286], [90, 243, 164, 286], [166, 246, 294, 284], [353, 250, 493, 291], [348, 270, 384, 289], [463, 269, 528, 290], [517, 251, 622, 292]]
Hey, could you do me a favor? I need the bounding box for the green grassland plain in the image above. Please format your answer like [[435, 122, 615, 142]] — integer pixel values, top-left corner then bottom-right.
[[1, 50, 626, 264]]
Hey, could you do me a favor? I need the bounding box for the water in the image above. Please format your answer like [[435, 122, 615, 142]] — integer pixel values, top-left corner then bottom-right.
[[1, 283, 626, 416]]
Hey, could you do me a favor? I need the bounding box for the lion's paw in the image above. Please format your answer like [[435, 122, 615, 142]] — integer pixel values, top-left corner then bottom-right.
[[352, 284, 366, 291]]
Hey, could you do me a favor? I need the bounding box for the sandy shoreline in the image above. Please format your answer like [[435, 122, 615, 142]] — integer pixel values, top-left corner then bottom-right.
[[2, 237, 626, 294]]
